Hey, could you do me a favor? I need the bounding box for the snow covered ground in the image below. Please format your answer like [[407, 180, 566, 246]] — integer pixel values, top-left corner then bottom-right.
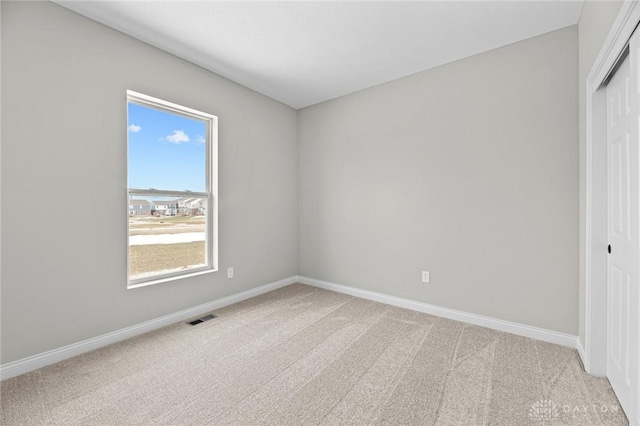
[[129, 232, 205, 246]]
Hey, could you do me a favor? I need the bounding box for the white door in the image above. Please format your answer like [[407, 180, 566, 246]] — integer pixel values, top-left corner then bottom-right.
[[606, 32, 640, 424]]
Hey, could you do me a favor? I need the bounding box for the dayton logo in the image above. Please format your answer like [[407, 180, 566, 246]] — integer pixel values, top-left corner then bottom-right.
[[529, 399, 559, 423]]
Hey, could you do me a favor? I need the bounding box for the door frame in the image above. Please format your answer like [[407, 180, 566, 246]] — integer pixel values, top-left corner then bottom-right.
[[584, 1, 640, 422]]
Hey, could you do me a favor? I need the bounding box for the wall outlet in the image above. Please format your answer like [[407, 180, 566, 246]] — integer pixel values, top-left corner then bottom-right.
[[227, 267, 234, 279], [422, 271, 430, 283]]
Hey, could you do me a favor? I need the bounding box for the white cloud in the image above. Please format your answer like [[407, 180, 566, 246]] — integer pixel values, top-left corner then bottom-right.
[[196, 135, 206, 144], [165, 130, 190, 144], [128, 124, 141, 133]]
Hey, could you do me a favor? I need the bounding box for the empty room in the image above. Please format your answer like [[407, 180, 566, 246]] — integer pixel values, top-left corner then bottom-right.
[[1, 0, 639, 425]]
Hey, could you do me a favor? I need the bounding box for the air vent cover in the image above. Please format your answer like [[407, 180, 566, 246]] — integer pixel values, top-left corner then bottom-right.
[[187, 313, 217, 326]]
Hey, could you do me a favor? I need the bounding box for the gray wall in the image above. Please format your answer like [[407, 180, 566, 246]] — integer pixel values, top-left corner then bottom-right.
[[1, 1, 298, 363], [298, 26, 579, 334], [577, 1, 623, 347], [2, 1, 601, 364]]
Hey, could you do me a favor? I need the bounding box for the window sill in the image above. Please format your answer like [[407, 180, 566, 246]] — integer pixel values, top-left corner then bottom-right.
[[127, 268, 218, 290]]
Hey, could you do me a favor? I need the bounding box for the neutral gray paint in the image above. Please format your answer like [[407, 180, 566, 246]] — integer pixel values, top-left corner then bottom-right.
[[1, 1, 593, 366], [1, 1, 298, 363], [298, 26, 579, 334], [577, 1, 624, 348]]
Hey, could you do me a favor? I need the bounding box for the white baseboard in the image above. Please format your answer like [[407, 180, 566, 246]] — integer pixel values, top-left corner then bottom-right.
[[296, 276, 578, 349], [2, 275, 579, 381], [0, 276, 297, 381]]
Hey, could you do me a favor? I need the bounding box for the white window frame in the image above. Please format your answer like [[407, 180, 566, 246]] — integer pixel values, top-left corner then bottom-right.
[[126, 90, 218, 289]]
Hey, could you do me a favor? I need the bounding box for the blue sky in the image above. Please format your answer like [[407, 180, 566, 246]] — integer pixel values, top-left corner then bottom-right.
[[128, 103, 207, 192]]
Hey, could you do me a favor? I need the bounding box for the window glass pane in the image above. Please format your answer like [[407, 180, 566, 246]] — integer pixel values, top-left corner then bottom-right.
[[128, 102, 207, 192], [128, 195, 207, 281]]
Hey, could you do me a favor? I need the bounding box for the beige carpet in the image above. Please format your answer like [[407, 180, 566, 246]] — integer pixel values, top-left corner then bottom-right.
[[0, 284, 628, 425]]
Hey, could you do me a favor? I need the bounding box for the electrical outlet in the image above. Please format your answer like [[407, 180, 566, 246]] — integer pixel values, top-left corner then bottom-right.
[[227, 267, 234, 279], [422, 271, 430, 283]]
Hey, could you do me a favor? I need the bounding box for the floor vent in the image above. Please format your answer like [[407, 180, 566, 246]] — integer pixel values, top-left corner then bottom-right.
[[187, 314, 217, 326]]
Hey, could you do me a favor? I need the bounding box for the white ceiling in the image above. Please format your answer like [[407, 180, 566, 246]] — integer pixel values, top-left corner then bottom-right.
[[55, 1, 584, 109]]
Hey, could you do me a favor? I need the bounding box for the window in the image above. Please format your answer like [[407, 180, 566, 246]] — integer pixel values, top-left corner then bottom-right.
[[127, 90, 218, 288]]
